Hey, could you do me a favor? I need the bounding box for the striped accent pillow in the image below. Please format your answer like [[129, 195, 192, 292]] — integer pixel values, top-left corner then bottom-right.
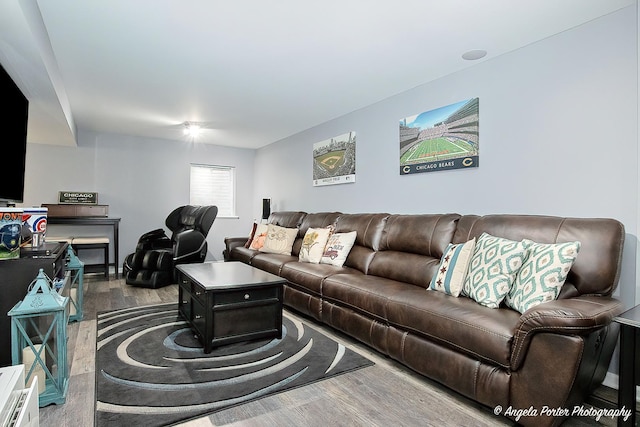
[[429, 238, 476, 296]]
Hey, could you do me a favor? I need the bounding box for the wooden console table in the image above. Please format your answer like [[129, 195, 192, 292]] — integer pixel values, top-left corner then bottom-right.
[[47, 216, 121, 278]]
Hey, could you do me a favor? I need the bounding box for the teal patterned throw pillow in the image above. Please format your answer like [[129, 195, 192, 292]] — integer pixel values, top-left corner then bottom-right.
[[505, 239, 580, 314], [463, 233, 528, 309]]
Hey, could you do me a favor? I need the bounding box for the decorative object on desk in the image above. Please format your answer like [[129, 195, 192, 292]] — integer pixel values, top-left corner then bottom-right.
[[95, 303, 373, 427], [0, 207, 23, 259], [9, 268, 70, 406], [58, 191, 98, 205], [21, 207, 48, 245], [66, 246, 84, 322]]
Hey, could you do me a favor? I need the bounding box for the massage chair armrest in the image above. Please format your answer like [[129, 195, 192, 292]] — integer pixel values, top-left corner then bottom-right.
[[173, 229, 207, 262], [136, 228, 171, 251], [510, 295, 624, 370]]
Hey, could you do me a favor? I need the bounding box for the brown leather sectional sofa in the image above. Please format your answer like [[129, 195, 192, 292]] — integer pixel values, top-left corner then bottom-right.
[[224, 211, 625, 426]]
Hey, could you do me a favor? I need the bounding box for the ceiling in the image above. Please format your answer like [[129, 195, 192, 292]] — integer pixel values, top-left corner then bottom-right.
[[0, 0, 635, 149]]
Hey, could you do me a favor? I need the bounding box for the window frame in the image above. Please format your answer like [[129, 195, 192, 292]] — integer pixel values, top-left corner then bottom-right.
[[189, 163, 238, 218]]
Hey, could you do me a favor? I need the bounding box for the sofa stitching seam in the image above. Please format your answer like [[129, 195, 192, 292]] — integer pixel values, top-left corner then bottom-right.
[[402, 327, 510, 368], [389, 300, 513, 340]]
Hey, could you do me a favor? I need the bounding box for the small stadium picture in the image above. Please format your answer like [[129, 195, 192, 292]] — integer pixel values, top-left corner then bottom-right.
[[400, 98, 479, 175], [313, 131, 356, 186]]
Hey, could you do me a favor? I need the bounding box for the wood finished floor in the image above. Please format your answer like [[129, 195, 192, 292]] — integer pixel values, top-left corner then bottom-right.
[[38, 274, 624, 427]]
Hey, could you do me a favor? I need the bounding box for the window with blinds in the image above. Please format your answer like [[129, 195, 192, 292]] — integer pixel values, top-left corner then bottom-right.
[[190, 164, 236, 217]]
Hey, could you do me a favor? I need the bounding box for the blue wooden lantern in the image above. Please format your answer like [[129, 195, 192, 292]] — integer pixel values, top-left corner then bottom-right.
[[66, 245, 84, 322], [9, 268, 69, 406]]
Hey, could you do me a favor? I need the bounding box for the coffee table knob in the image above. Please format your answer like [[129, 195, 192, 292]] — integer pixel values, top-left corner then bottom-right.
[[244, 293, 250, 300]]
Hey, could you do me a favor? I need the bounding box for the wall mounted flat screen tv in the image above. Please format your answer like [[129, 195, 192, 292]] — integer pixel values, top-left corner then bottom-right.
[[0, 62, 29, 205]]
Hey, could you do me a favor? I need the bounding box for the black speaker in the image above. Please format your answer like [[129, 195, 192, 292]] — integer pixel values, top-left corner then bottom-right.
[[261, 198, 271, 220]]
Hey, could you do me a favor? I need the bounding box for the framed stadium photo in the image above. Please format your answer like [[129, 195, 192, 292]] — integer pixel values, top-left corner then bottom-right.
[[399, 98, 479, 175], [313, 131, 356, 186]]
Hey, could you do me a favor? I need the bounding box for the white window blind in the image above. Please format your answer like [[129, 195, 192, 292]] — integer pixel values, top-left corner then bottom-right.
[[190, 164, 236, 217]]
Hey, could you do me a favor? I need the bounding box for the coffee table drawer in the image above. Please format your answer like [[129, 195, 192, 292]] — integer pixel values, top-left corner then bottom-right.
[[213, 304, 280, 338], [215, 287, 279, 306]]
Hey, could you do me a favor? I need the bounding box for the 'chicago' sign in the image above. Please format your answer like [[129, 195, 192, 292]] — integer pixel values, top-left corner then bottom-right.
[[58, 191, 98, 205]]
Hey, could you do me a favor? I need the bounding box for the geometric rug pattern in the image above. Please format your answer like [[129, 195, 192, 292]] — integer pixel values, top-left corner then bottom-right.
[[95, 303, 374, 426]]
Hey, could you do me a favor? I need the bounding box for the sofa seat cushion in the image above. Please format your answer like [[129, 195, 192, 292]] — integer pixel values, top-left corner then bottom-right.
[[323, 273, 409, 323], [280, 262, 362, 295], [250, 252, 298, 275], [387, 287, 521, 368]]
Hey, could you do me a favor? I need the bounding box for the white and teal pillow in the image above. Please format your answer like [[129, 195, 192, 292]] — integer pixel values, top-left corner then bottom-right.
[[429, 238, 476, 297], [505, 239, 580, 313], [463, 233, 528, 309]]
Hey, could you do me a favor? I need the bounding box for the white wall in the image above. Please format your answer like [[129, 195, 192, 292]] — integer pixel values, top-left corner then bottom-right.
[[254, 7, 638, 304], [23, 130, 256, 266]]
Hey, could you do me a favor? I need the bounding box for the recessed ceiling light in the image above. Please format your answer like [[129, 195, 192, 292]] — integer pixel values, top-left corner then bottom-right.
[[183, 122, 202, 138], [462, 50, 487, 61]]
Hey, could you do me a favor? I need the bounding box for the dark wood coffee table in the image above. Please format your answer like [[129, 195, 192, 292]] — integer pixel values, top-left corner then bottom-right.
[[176, 262, 285, 353]]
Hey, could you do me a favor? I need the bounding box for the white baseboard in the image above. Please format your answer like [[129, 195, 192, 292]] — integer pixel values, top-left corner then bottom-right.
[[603, 372, 619, 389], [602, 372, 640, 403]]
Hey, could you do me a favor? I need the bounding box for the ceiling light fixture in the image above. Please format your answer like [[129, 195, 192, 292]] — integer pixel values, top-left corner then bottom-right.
[[462, 49, 487, 61], [183, 122, 202, 138]]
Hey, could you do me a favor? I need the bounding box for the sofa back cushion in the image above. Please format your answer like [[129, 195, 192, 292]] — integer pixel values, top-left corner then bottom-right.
[[453, 214, 624, 297], [333, 213, 390, 273], [369, 214, 460, 288], [299, 212, 341, 235], [268, 211, 307, 228]]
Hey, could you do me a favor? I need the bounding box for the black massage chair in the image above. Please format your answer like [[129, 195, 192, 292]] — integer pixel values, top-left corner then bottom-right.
[[123, 205, 218, 288]]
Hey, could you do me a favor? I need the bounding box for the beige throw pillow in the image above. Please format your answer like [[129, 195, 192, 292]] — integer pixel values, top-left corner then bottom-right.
[[320, 231, 357, 267], [259, 224, 298, 255], [299, 227, 332, 263]]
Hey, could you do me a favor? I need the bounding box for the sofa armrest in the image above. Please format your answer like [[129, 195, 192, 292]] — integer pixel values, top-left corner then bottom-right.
[[510, 296, 624, 370], [223, 236, 249, 261]]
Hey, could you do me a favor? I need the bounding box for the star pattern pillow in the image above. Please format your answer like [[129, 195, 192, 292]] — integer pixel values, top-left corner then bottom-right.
[[463, 233, 528, 309], [505, 239, 581, 313], [429, 238, 476, 297]]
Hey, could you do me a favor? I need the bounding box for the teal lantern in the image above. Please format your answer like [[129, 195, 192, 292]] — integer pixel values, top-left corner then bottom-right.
[[66, 245, 84, 322], [9, 269, 70, 406]]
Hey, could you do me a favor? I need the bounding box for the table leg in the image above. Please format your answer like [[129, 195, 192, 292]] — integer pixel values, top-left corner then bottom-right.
[[618, 324, 637, 427], [114, 222, 120, 279]]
